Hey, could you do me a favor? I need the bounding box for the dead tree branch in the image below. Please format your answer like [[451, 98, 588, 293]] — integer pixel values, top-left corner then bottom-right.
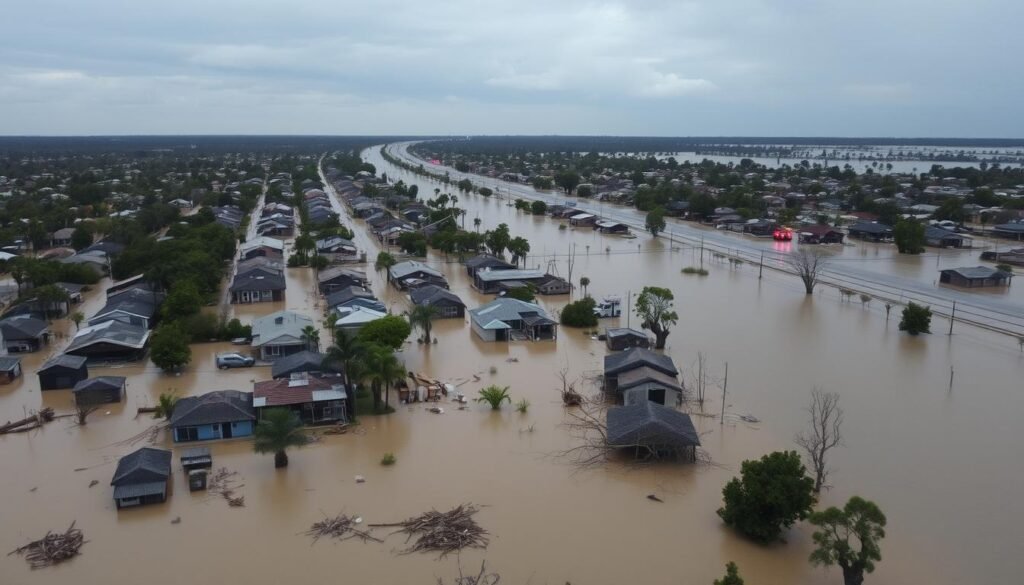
[[794, 387, 844, 493]]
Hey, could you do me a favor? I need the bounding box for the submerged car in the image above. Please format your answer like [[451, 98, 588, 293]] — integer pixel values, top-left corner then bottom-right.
[[215, 352, 255, 369]]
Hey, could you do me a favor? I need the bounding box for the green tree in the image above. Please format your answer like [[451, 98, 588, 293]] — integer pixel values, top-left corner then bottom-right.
[[504, 286, 536, 303], [576, 184, 593, 198], [33, 284, 70, 319], [932, 198, 965, 224], [473, 217, 482, 232], [713, 562, 745, 585], [645, 207, 667, 237], [485, 223, 512, 258], [375, 251, 397, 272], [531, 200, 548, 215], [360, 344, 406, 413], [293, 233, 315, 263], [478, 187, 493, 197], [893, 220, 925, 254], [508, 236, 531, 267], [579, 276, 590, 297], [560, 297, 598, 327], [162, 278, 203, 320], [253, 408, 311, 468], [476, 385, 512, 410], [634, 286, 677, 349], [408, 304, 439, 344], [150, 323, 192, 371], [357, 314, 412, 350], [153, 392, 178, 419], [70, 311, 85, 331], [898, 302, 932, 335], [717, 450, 816, 543], [809, 497, 887, 585], [71, 227, 93, 251], [555, 169, 581, 194], [301, 325, 320, 351], [323, 329, 366, 419]]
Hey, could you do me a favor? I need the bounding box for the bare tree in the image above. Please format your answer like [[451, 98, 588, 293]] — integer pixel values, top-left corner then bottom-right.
[[787, 248, 830, 295], [75, 404, 99, 426], [691, 351, 710, 409], [795, 387, 844, 493]]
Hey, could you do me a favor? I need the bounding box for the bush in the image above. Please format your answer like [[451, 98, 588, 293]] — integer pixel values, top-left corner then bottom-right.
[[515, 399, 530, 413], [717, 451, 815, 543], [181, 312, 220, 342], [150, 323, 192, 371], [995, 263, 1013, 273], [531, 200, 548, 215], [476, 385, 511, 410], [899, 302, 932, 335], [218, 318, 252, 340], [560, 297, 598, 327], [504, 286, 536, 303], [381, 453, 397, 466], [681, 266, 709, 276]]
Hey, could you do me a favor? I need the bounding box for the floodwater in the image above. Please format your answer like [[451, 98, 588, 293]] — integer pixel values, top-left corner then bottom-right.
[[1, 146, 1022, 585]]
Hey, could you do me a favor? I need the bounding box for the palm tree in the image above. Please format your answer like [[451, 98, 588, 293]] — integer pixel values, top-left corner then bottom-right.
[[579, 276, 590, 298], [301, 325, 320, 352], [476, 385, 512, 410], [253, 408, 311, 468], [153, 392, 178, 420], [294, 233, 315, 263], [323, 329, 366, 419], [378, 350, 406, 411], [407, 304, 439, 344], [473, 217, 481, 233], [70, 311, 85, 331]]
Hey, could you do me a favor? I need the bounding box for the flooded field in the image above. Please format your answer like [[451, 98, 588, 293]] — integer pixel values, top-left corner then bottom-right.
[[1, 146, 1023, 585]]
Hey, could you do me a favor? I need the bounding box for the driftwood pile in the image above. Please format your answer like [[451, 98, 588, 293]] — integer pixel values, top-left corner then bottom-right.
[[0, 408, 56, 434], [8, 522, 85, 568], [208, 467, 245, 507], [370, 504, 488, 557], [438, 561, 501, 585], [305, 513, 382, 544]]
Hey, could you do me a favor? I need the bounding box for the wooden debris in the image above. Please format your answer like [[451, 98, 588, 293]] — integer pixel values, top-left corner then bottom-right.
[[170, 517, 181, 524], [208, 467, 245, 507], [322, 422, 350, 435], [370, 504, 489, 557], [438, 560, 501, 585], [8, 522, 85, 569], [646, 494, 664, 503], [88, 480, 98, 488], [306, 513, 382, 544], [0, 408, 56, 434]]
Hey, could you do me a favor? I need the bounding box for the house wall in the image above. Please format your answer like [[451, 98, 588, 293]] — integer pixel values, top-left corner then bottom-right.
[[39, 368, 88, 390], [623, 384, 682, 407], [0, 366, 21, 384], [173, 420, 254, 442], [75, 386, 123, 405], [66, 342, 145, 363], [470, 320, 498, 342], [607, 336, 650, 351], [260, 343, 305, 361]]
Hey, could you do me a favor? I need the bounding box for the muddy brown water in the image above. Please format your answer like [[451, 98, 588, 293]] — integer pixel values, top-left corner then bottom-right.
[[0, 147, 1021, 584]]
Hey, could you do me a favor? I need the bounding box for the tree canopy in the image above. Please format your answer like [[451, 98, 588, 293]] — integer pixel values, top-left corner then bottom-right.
[[357, 314, 412, 350], [717, 450, 816, 543], [809, 496, 887, 585], [634, 286, 677, 349]]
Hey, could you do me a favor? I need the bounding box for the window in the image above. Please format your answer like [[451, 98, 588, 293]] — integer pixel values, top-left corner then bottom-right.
[[177, 426, 199, 442], [266, 345, 282, 356]]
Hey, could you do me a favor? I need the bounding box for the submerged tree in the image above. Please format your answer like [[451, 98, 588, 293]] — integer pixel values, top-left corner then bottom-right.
[[795, 388, 844, 493], [579, 276, 590, 298], [898, 302, 932, 335], [300, 325, 320, 352], [645, 207, 667, 237], [476, 385, 512, 410], [788, 248, 830, 295], [718, 450, 816, 543], [375, 251, 397, 272], [809, 496, 887, 585], [407, 304, 439, 344], [253, 407, 311, 468], [713, 562, 745, 585], [634, 286, 677, 349], [153, 392, 179, 420]]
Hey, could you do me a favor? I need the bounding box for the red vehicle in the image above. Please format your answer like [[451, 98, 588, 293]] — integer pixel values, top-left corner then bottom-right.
[[773, 227, 794, 241]]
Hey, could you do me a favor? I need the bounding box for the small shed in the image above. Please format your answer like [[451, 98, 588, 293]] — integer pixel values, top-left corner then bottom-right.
[[607, 402, 700, 462], [38, 354, 89, 390], [181, 447, 213, 471], [111, 447, 172, 509], [605, 327, 652, 351], [0, 356, 22, 384], [939, 266, 1013, 288], [73, 376, 125, 405]]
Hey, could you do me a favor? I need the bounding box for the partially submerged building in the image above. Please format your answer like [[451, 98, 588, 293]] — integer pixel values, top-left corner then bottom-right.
[[607, 401, 700, 462], [73, 376, 125, 405], [169, 390, 256, 442], [38, 354, 89, 390], [253, 376, 348, 425], [469, 298, 557, 341], [939, 266, 1013, 288], [111, 447, 172, 509]]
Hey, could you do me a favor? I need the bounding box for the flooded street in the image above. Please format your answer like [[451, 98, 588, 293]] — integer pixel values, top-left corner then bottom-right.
[[1, 146, 1023, 585]]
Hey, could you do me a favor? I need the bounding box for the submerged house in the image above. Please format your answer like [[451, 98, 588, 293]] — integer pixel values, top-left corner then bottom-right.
[[603, 347, 678, 393], [251, 311, 315, 361], [318, 266, 369, 294], [89, 288, 160, 330], [38, 354, 89, 390], [464, 254, 516, 277], [271, 351, 341, 380], [847, 221, 894, 242], [617, 366, 684, 407], [925, 226, 972, 249], [605, 327, 652, 351], [253, 376, 348, 425], [939, 266, 1012, 288], [0, 356, 22, 384], [64, 320, 150, 362], [111, 447, 172, 509], [607, 401, 700, 462], [388, 261, 447, 290], [798, 225, 845, 244], [0, 316, 50, 353], [230, 267, 286, 304], [169, 390, 256, 443], [469, 298, 557, 341], [73, 376, 125, 405], [410, 285, 465, 318]]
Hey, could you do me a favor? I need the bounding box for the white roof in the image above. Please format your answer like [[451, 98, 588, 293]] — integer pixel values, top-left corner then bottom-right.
[[570, 213, 595, 220], [240, 236, 285, 252], [312, 389, 348, 402]]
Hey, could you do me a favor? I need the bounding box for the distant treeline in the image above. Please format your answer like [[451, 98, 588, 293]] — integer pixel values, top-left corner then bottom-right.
[[0, 135, 431, 156], [421, 136, 1024, 154]]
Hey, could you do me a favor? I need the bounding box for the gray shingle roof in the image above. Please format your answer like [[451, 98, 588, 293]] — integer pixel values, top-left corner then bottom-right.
[[0, 356, 21, 371], [607, 402, 700, 448], [389, 260, 443, 280], [169, 390, 255, 428], [39, 354, 88, 372], [66, 320, 149, 352], [604, 347, 678, 377], [410, 285, 464, 308], [0, 316, 48, 340], [251, 311, 314, 348], [271, 351, 342, 379], [111, 447, 171, 486], [942, 266, 1012, 279], [230, 271, 286, 292], [72, 376, 126, 394], [469, 298, 552, 328], [325, 286, 375, 307]]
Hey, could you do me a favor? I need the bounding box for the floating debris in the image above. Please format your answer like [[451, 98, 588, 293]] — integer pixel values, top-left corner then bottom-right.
[[355, 475, 366, 483], [306, 513, 382, 544], [8, 522, 85, 569], [208, 468, 245, 507], [647, 494, 664, 503], [88, 480, 98, 488], [369, 504, 489, 557]]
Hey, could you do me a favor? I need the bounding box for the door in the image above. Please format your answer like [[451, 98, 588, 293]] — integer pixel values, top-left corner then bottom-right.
[[222, 422, 233, 439]]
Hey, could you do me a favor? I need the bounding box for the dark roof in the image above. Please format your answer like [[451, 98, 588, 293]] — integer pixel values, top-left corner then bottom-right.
[[465, 255, 515, 270], [230, 271, 286, 292], [848, 221, 893, 235], [925, 226, 969, 241], [72, 376, 126, 394], [0, 356, 21, 371], [94, 288, 159, 320], [941, 266, 1012, 280], [82, 240, 125, 256], [170, 390, 255, 428], [410, 285, 464, 308], [110, 447, 172, 486], [271, 351, 342, 379], [606, 327, 650, 340], [617, 366, 682, 392], [39, 354, 88, 372], [325, 286, 375, 307], [993, 222, 1024, 234], [0, 317, 48, 340], [604, 347, 678, 377], [607, 402, 700, 448]]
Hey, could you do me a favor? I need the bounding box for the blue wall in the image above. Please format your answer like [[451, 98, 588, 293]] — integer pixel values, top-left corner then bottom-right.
[[173, 420, 254, 442]]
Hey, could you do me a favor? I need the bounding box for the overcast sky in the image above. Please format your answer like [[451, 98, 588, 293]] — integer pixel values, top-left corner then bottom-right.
[[2, 0, 1021, 137]]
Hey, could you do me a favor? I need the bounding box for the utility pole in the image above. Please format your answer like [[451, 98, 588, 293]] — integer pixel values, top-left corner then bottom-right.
[[758, 252, 764, 279], [719, 362, 729, 424], [949, 301, 956, 335], [699, 235, 704, 269], [626, 290, 631, 328]]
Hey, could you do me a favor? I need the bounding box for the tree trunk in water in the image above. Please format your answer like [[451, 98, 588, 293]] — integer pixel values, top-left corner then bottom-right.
[[274, 450, 288, 468], [373, 383, 382, 413], [802, 276, 814, 294], [655, 330, 669, 350], [841, 566, 864, 585], [384, 382, 390, 410]]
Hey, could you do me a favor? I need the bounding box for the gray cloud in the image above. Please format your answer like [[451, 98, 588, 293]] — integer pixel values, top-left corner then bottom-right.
[[0, 0, 1020, 136]]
